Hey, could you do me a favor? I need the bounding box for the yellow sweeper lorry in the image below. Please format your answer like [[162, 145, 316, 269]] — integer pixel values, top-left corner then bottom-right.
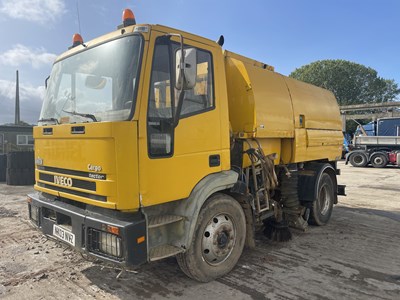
[[28, 9, 345, 282]]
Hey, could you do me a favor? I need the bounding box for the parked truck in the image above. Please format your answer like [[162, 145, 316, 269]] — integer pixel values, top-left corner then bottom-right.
[[28, 9, 345, 282], [346, 117, 400, 168]]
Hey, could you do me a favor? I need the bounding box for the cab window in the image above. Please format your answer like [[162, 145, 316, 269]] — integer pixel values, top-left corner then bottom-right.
[[176, 47, 214, 117], [147, 38, 174, 157], [147, 37, 215, 157]]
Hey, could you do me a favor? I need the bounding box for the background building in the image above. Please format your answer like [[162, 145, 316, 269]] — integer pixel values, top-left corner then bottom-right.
[[0, 124, 34, 154]]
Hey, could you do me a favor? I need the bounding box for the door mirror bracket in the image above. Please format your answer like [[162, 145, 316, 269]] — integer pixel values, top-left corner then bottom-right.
[[166, 33, 197, 128]]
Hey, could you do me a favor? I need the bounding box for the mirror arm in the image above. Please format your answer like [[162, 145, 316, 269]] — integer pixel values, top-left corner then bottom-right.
[[178, 35, 184, 86], [45, 75, 50, 89], [166, 38, 175, 120], [168, 33, 184, 82], [173, 90, 185, 128], [167, 33, 185, 128]]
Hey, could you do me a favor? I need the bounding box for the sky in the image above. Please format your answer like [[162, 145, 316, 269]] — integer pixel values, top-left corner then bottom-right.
[[0, 0, 399, 124]]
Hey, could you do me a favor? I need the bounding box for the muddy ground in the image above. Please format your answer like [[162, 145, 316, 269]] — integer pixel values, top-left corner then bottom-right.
[[1, 161, 399, 300]]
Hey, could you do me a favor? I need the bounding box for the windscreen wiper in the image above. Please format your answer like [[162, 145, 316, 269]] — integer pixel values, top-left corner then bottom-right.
[[38, 118, 59, 124], [62, 110, 98, 122]]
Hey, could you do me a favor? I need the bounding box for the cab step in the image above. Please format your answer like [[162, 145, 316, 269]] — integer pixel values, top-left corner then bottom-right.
[[148, 215, 184, 229], [149, 244, 184, 261]]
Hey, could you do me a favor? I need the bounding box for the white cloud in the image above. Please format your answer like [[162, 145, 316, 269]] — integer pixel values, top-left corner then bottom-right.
[[0, 44, 56, 69], [0, 79, 44, 124], [0, 0, 66, 24]]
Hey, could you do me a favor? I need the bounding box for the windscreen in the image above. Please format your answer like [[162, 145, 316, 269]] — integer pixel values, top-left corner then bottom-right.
[[39, 35, 142, 125]]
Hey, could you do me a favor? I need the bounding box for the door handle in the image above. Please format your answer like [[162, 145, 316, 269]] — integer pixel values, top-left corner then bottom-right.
[[209, 155, 220, 167]]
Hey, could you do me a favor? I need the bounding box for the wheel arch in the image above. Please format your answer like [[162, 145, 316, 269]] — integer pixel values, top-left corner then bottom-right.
[[224, 192, 256, 248], [319, 165, 338, 205], [370, 150, 389, 159], [299, 162, 338, 206], [175, 170, 239, 249]]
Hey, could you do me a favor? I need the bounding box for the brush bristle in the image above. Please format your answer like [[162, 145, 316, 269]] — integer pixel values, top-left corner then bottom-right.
[[264, 219, 292, 242]]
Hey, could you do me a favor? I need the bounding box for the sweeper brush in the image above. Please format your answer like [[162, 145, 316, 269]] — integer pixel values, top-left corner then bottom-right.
[[264, 218, 292, 242]]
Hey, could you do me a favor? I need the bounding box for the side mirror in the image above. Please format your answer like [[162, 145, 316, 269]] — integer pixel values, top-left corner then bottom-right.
[[175, 48, 197, 90]]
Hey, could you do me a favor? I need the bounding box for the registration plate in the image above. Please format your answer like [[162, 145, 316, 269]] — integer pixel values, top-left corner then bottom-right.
[[53, 224, 75, 246]]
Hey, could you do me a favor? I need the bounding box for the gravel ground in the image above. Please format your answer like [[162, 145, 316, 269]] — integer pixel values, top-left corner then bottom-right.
[[0, 161, 399, 300]]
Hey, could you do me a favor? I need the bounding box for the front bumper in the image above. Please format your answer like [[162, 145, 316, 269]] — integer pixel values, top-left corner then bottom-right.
[[27, 192, 147, 266]]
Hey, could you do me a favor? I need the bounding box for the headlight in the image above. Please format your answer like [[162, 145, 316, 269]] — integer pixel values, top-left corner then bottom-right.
[[88, 228, 122, 259], [100, 231, 122, 258], [29, 204, 39, 224]]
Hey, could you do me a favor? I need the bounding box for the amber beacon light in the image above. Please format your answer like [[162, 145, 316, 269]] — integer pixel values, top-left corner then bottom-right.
[[71, 33, 84, 48], [122, 9, 136, 27]]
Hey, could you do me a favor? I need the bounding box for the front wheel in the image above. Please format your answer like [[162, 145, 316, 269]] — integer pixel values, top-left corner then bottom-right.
[[309, 173, 334, 226], [176, 193, 246, 282]]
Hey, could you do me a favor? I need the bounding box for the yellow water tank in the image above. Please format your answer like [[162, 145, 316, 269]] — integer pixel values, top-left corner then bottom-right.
[[224, 51, 343, 165]]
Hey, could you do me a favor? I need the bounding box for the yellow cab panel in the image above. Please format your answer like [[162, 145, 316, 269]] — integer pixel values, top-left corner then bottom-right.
[[137, 26, 230, 207], [34, 122, 140, 210]]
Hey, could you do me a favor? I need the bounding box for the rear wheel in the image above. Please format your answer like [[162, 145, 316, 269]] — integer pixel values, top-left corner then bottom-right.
[[309, 173, 334, 226], [176, 193, 246, 282], [370, 153, 388, 168], [349, 152, 368, 167]]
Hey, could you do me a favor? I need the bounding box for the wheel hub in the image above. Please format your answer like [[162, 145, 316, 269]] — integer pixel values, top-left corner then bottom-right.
[[201, 214, 236, 265], [354, 156, 363, 164], [318, 184, 332, 215], [217, 232, 228, 248]]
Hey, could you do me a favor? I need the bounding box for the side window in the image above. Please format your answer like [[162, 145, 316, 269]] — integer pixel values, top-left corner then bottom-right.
[[147, 39, 174, 157], [147, 38, 215, 158], [174, 47, 214, 117]]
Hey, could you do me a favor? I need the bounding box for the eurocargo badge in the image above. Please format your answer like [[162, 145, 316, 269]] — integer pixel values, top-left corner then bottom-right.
[[88, 164, 102, 172]]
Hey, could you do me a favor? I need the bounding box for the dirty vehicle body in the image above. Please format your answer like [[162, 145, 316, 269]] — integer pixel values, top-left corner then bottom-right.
[[28, 11, 345, 282], [347, 118, 400, 168]]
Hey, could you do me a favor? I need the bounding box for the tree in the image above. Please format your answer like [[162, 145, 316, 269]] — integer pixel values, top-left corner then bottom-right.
[[289, 60, 399, 106]]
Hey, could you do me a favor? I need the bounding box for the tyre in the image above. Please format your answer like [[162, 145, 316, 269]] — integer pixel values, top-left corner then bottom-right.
[[370, 153, 388, 168], [309, 173, 334, 226], [349, 152, 368, 167], [176, 193, 246, 282]]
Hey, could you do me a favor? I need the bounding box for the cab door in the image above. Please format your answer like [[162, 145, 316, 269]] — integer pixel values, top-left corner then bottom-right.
[[138, 32, 225, 207]]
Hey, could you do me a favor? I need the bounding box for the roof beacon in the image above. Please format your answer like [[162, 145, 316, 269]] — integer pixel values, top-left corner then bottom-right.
[[71, 33, 84, 48], [122, 9, 136, 27]]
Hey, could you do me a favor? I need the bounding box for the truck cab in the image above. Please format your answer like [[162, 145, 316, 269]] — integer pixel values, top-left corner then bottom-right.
[[347, 117, 400, 168], [29, 17, 233, 268]]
